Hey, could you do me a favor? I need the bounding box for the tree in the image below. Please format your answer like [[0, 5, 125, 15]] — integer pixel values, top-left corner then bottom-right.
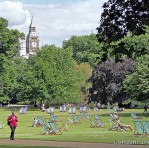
[[75, 62, 92, 102], [96, 0, 149, 61], [97, 0, 149, 44], [26, 45, 82, 104], [123, 54, 149, 101], [108, 26, 149, 61], [62, 34, 103, 66], [0, 17, 24, 56], [0, 17, 25, 76], [0, 56, 25, 102], [88, 59, 136, 104]]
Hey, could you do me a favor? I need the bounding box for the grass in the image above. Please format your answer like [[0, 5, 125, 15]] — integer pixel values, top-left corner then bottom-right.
[[0, 107, 148, 146]]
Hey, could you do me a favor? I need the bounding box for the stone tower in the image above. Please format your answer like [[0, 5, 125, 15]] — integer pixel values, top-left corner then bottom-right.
[[26, 16, 39, 55]]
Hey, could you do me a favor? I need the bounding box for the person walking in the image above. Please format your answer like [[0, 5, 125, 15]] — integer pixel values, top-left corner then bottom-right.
[[143, 103, 148, 114], [7, 112, 18, 140]]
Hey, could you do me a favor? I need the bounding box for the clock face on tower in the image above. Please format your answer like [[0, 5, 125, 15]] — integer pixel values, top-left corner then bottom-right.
[[31, 41, 37, 48]]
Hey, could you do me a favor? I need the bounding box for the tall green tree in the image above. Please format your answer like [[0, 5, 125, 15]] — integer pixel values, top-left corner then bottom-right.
[[62, 34, 103, 66], [0, 56, 25, 101], [97, 0, 149, 43], [24, 45, 82, 104], [96, 0, 149, 61], [109, 26, 149, 61], [0, 17, 25, 101], [123, 54, 149, 101]]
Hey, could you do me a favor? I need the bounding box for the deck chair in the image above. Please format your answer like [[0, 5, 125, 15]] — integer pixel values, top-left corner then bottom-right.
[[131, 112, 144, 119], [96, 119, 104, 127], [20, 106, 27, 115], [37, 116, 45, 126], [143, 121, 149, 134], [0, 121, 4, 129], [72, 107, 76, 114], [94, 114, 100, 120], [84, 112, 90, 119], [59, 106, 63, 112], [79, 106, 83, 112], [41, 125, 54, 135], [50, 114, 61, 122], [48, 121, 62, 135], [90, 119, 102, 128], [63, 106, 66, 112], [44, 118, 53, 127], [108, 118, 119, 131], [73, 114, 81, 123], [133, 121, 144, 135], [68, 107, 72, 114], [46, 107, 55, 114], [80, 112, 85, 120]]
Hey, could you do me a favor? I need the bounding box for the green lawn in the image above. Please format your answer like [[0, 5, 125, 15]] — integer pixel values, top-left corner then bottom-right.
[[0, 107, 148, 146]]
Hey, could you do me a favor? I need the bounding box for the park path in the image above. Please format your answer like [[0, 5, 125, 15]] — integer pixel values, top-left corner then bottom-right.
[[0, 139, 148, 148]]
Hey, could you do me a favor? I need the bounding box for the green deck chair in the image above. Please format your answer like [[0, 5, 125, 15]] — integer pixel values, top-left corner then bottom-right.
[[44, 118, 53, 127], [41, 125, 54, 135], [133, 121, 144, 135], [73, 114, 81, 123], [80, 112, 85, 120], [143, 121, 149, 134], [108, 118, 119, 131], [84, 112, 90, 119], [96, 119, 104, 127], [90, 119, 102, 128], [94, 114, 100, 120], [131, 112, 144, 119], [50, 114, 61, 122], [37, 116, 44, 126], [48, 121, 62, 135]]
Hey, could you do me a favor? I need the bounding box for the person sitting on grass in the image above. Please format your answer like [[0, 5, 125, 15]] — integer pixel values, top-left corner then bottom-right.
[[32, 118, 38, 127]]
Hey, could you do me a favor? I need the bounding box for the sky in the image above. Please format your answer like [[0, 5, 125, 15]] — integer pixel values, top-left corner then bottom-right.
[[0, 0, 107, 47]]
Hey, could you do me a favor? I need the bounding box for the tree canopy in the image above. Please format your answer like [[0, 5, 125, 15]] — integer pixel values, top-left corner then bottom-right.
[[97, 0, 149, 44], [88, 59, 136, 104], [123, 54, 149, 101], [62, 34, 103, 66]]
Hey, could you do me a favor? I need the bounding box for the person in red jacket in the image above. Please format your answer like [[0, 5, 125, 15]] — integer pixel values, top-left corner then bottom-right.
[[7, 112, 18, 140]]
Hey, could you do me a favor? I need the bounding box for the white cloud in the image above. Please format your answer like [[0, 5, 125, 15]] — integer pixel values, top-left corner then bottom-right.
[[0, 1, 29, 26], [0, 0, 106, 47]]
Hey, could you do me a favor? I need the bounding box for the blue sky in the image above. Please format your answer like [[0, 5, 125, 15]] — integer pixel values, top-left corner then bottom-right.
[[0, 0, 107, 47]]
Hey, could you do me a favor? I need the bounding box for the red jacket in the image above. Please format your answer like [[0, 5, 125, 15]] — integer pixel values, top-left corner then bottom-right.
[[7, 115, 18, 127]]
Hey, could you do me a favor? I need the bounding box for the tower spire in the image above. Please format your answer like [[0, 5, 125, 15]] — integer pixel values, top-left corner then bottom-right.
[[30, 16, 35, 28]]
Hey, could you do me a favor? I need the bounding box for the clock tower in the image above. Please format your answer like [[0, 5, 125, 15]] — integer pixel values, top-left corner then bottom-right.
[[26, 16, 39, 55]]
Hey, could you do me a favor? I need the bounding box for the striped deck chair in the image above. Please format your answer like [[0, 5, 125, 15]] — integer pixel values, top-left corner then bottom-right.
[[131, 112, 144, 119], [133, 121, 144, 135], [50, 114, 61, 122], [73, 114, 81, 124], [94, 114, 100, 120], [84, 112, 90, 119], [90, 119, 102, 128], [48, 121, 62, 135], [37, 116, 44, 126], [143, 121, 149, 134], [44, 118, 53, 127], [80, 112, 85, 120], [41, 125, 54, 135], [20, 106, 28, 115], [108, 118, 119, 131]]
